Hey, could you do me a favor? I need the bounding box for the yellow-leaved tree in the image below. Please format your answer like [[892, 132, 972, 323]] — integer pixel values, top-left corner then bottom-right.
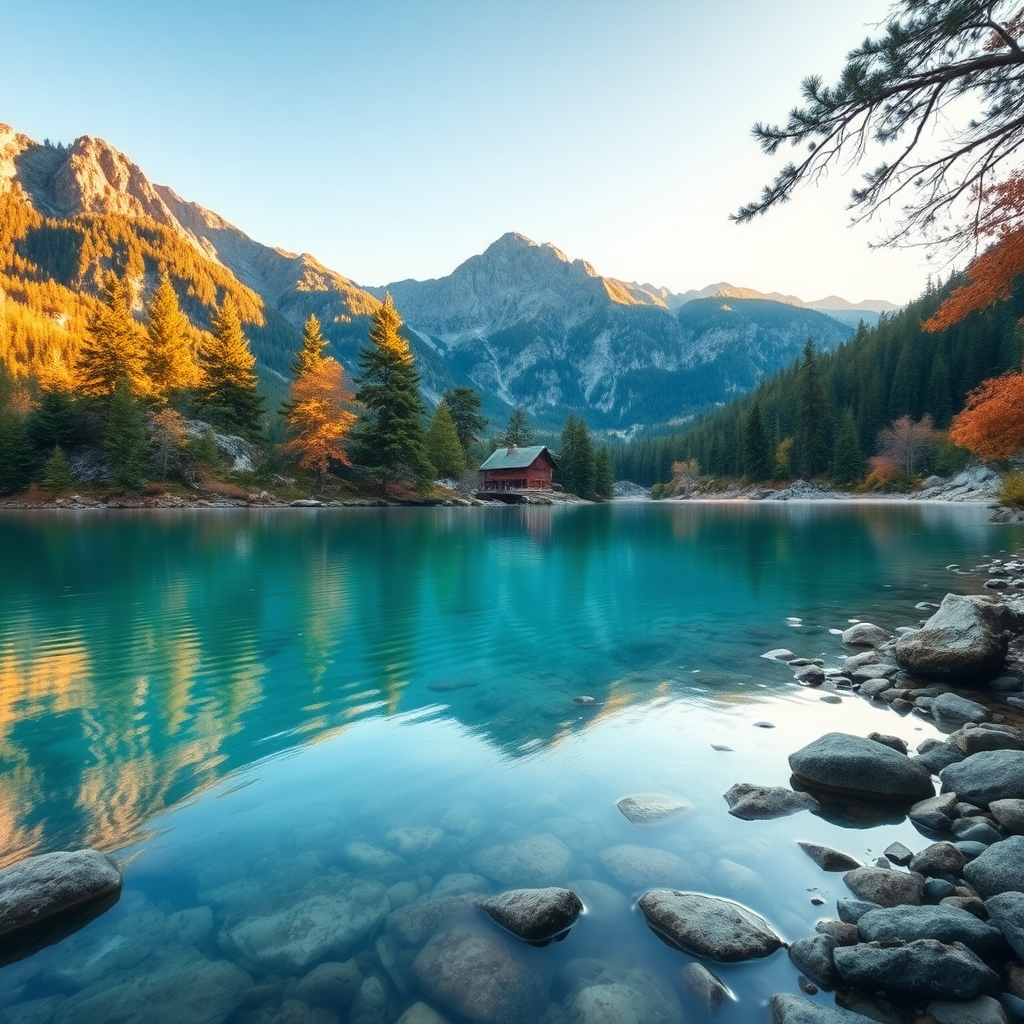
[[145, 273, 200, 400], [74, 274, 151, 398], [281, 357, 356, 487]]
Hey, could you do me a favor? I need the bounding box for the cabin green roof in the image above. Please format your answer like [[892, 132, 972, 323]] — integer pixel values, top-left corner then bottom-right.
[[479, 445, 557, 471]]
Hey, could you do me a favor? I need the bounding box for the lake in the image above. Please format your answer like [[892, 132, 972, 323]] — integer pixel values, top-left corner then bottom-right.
[[0, 502, 1019, 1024]]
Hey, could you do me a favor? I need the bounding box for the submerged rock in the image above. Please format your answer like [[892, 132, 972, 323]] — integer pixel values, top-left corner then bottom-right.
[[471, 834, 573, 886], [637, 890, 784, 962], [412, 922, 546, 1024], [220, 880, 389, 973], [797, 842, 861, 872], [894, 594, 1018, 682], [395, 1004, 452, 1024], [599, 846, 693, 888], [477, 887, 582, 945], [387, 895, 478, 946], [769, 994, 871, 1023], [616, 795, 693, 825], [678, 961, 731, 1016], [561, 959, 683, 1024], [0, 850, 122, 949], [789, 732, 934, 803], [294, 960, 362, 1008], [723, 783, 819, 820], [832, 938, 999, 1000]]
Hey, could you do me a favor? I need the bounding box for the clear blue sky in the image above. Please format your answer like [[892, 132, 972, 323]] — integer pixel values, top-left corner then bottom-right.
[[1, 0, 935, 304]]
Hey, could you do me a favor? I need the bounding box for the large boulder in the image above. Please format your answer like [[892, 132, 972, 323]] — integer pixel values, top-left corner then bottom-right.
[[963, 837, 1024, 898], [0, 850, 122, 950], [412, 921, 547, 1024], [932, 693, 989, 727], [789, 732, 934, 803], [637, 890, 784, 962], [985, 891, 1024, 961], [940, 750, 1024, 806], [894, 594, 1019, 682], [833, 939, 1000, 1000], [477, 888, 582, 945], [857, 904, 1006, 958]]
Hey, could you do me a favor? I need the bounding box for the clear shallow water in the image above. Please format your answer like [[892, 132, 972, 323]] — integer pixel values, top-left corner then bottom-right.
[[0, 502, 1020, 1023]]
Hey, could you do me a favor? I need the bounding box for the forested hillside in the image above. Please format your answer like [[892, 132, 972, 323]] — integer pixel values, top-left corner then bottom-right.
[[614, 275, 1024, 486]]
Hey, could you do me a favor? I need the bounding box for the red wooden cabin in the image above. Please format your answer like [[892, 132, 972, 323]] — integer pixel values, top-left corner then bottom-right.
[[478, 445, 557, 491]]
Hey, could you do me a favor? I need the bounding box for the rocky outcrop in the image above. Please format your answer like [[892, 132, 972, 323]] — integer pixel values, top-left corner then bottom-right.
[[894, 594, 1019, 682]]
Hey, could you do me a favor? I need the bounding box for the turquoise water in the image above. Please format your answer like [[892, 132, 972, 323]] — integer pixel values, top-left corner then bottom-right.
[[0, 502, 1019, 1023]]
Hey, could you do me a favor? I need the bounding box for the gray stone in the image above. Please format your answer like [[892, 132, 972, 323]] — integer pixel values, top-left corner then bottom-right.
[[430, 874, 489, 900], [815, 920, 860, 945], [842, 623, 893, 648], [917, 742, 966, 774], [1004, 994, 1024, 1024], [952, 818, 1003, 845], [789, 732, 935, 802], [836, 898, 880, 924], [857, 904, 1006, 957], [477, 887, 582, 945], [788, 934, 838, 987], [220, 880, 389, 973], [859, 678, 894, 699], [798, 842, 861, 872], [927, 996, 1011, 1024], [933, 693, 990, 727], [833, 938, 999, 999], [598, 845, 694, 888], [562, 959, 683, 1024], [350, 976, 387, 1024], [992, 675, 1024, 692], [868, 732, 909, 753], [637, 889, 784, 962], [412, 922, 546, 1024], [343, 842, 404, 871], [964, 838, 1024, 897], [395, 1005, 452, 1024], [990, 799, 1024, 835], [616, 795, 693, 825], [956, 841, 990, 860], [471, 834, 573, 886], [795, 665, 826, 686], [985, 891, 1024, 959], [678, 961, 730, 1017], [385, 827, 445, 857], [941, 750, 1024, 805], [884, 841, 914, 866], [894, 594, 1018, 682], [0, 850, 122, 943], [950, 723, 1024, 756], [843, 866, 924, 907], [927, 878, 957, 901], [294, 960, 362, 1008], [911, 793, 959, 831], [910, 842, 968, 877], [387, 896, 477, 946], [941, 895, 988, 917], [769, 994, 876, 1023], [723, 783, 819, 820]]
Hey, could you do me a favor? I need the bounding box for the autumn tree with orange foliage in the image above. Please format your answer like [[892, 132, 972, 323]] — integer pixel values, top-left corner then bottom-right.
[[281, 357, 356, 487]]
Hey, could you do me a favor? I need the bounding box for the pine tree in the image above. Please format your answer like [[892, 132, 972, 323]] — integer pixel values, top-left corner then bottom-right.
[[354, 294, 433, 490], [503, 408, 534, 447], [197, 296, 265, 439], [794, 339, 829, 478], [41, 444, 72, 492], [0, 410, 33, 495], [573, 417, 596, 498], [28, 387, 81, 454], [104, 377, 148, 492], [292, 314, 329, 377], [594, 444, 614, 500], [75, 274, 150, 397], [280, 357, 357, 487], [833, 408, 866, 485], [426, 400, 466, 478], [559, 414, 596, 498], [742, 400, 773, 481], [925, 351, 954, 427], [145, 273, 199, 399], [442, 387, 488, 458]]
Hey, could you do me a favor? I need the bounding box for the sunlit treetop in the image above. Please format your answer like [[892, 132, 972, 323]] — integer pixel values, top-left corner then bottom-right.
[[735, 1, 1024, 252]]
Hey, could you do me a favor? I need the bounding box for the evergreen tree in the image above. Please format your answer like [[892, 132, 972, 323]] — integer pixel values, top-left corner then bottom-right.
[[354, 294, 434, 490], [145, 273, 199, 399], [76, 274, 150, 397], [426, 400, 466, 478], [442, 387, 488, 457], [41, 444, 72, 492], [292, 314, 329, 377], [103, 377, 148, 492], [28, 387, 81, 454], [742, 400, 773, 481], [925, 351, 953, 427], [794, 339, 829, 477], [833, 408, 865, 485], [594, 444, 614, 500], [503, 408, 534, 447], [559, 413, 596, 498], [197, 296, 265, 439]]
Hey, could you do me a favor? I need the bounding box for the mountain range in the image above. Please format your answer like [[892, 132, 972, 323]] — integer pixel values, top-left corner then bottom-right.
[[0, 124, 895, 432]]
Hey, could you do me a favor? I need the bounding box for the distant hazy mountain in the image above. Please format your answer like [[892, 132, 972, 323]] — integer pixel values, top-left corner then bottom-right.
[[1, 125, 878, 431]]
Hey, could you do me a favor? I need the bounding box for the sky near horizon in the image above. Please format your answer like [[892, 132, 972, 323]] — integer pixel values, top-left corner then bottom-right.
[[1, 0, 941, 304]]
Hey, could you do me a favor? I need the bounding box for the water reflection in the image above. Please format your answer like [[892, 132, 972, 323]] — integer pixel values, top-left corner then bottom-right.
[[0, 503, 1016, 867]]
